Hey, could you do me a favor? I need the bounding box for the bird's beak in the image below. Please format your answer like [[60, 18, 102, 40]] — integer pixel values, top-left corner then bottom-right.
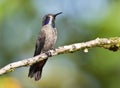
[[54, 12, 62, 18]]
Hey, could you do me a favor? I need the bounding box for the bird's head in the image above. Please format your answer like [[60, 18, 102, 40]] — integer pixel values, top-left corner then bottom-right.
[[42, 12, 62, 28]]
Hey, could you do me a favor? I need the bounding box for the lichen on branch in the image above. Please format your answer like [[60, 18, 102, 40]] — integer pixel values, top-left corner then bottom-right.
[[0, 37, 120, 75]]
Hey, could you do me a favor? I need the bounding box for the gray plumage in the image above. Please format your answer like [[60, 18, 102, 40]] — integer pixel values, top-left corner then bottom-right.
[[28, 12, 62, 81]]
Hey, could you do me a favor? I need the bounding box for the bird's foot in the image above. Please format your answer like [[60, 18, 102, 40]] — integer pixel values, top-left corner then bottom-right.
[[51, 47, 56, 51], [45, 51, 52, 57]]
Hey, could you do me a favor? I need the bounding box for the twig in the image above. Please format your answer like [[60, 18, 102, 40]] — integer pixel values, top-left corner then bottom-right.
[[0, 37, 120, 75]]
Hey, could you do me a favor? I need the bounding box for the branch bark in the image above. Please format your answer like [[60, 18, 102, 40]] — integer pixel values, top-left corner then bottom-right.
[[0, 37, 120, 75]]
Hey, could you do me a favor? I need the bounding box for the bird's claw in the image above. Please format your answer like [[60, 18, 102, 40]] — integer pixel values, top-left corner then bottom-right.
[[51, 47, 56, 51], [45, 51, 52, 57]]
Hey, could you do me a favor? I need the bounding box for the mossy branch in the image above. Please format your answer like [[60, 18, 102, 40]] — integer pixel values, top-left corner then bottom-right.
[[0, 37, 120, 75]]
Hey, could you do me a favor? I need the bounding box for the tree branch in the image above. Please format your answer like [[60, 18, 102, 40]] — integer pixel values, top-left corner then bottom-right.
[[0, 37, 120, 75]]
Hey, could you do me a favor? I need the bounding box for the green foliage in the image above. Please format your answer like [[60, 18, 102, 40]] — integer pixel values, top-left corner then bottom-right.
[[0, 0, 120, 88]]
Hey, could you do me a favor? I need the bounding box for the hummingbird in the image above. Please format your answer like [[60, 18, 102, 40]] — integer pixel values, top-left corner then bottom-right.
[[28, 12, 62, 81]]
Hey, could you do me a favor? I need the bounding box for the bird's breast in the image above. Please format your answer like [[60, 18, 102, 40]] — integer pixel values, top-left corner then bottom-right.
[[42, 25, 57, 51]]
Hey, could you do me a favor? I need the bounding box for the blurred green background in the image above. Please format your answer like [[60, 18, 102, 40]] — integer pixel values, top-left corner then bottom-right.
[[0, 0, 120, 88]]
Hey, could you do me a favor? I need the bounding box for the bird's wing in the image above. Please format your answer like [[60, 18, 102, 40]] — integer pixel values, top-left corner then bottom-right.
[[28, 28, 47, 81], [33, 29, 46, 56]]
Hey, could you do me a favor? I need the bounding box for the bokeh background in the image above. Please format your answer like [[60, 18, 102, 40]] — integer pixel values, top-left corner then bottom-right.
[[0, 0, 120, 88]]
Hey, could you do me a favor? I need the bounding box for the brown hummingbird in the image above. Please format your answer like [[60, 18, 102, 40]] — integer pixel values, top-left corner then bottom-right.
[[28, 12, 62, 81]]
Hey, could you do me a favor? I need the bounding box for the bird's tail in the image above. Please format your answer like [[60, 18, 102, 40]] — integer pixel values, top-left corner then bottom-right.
[[28, 58, 48, 81]]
